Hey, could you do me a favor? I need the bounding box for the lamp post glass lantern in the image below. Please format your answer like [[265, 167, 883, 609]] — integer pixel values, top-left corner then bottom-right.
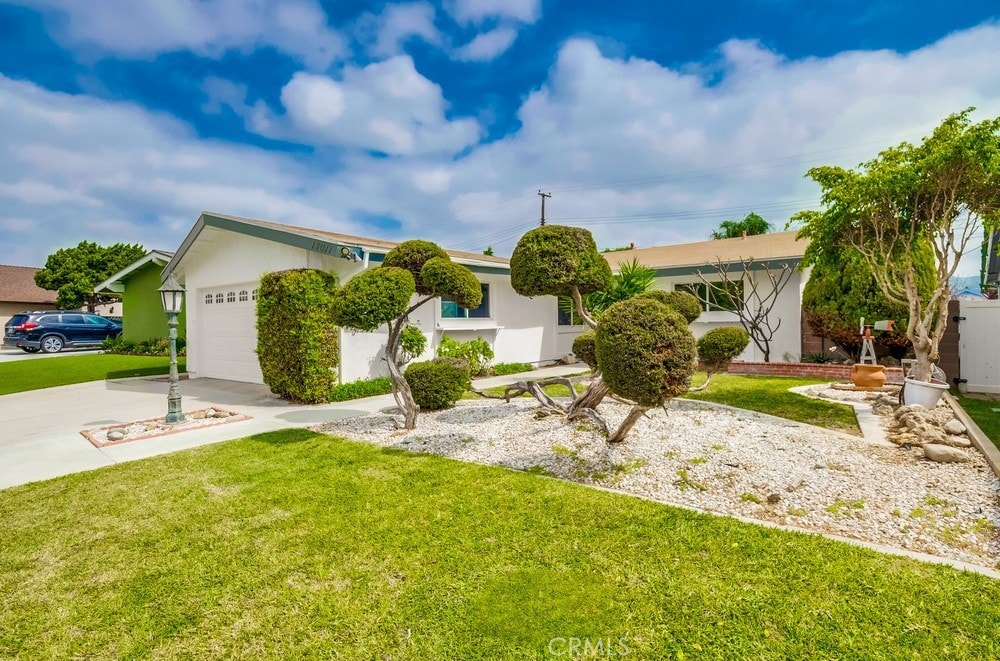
[[158, 273, 185, 424]]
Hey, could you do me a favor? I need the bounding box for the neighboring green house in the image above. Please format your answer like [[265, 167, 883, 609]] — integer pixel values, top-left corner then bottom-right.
[[95, 250, 186, 341]]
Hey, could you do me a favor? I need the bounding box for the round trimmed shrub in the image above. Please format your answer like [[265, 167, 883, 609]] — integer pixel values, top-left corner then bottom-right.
[[595, 297, 696, 407], [383, 240, 450, 295], [400, 324, 427, 361], [420, 257, 482, 309], [572, 329, 598, 370], [697, 326, 750, 373], [636, 290, 702, 323], [405, 357, 471, 410], [333, 267, 415, 331], [510, 225, 612, 297]]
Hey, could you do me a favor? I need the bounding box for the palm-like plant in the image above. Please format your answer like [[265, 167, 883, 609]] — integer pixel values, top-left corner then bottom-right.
[[560, 258, 655, 319]]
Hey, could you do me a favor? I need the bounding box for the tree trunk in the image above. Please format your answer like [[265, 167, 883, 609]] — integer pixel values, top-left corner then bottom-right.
[[688, 371, 713, 392], [565, 378, 609, 416], [386, 319, 419, 429], [607, 405, 648, 443]]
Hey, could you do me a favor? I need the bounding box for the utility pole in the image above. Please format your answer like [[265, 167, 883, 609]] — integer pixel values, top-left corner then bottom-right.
[[537, 190, 551, 226]]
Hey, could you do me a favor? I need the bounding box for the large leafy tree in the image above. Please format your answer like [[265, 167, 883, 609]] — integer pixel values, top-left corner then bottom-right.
[[332, 240, 481, 430], [35, 241, 145, 311], [801, 245, 934, 360], [794, 109, 1000, 381], [709, 212, 772, 240]]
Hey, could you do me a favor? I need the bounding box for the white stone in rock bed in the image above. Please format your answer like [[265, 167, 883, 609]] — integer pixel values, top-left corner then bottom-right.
[[922, 444, 970, 463], [940, 435, 972, 448], [943, 419, 967, 435], [107, 430, 126, 441]]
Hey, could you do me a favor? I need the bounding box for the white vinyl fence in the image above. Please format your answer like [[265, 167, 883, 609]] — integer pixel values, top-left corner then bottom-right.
[[958, 299, 1000, 394]]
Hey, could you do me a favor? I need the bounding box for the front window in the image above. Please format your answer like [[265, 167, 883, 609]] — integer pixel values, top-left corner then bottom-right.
[[557, 297, 584, 326], [675, 281, 743, 312], [442, 284, 490, 319]]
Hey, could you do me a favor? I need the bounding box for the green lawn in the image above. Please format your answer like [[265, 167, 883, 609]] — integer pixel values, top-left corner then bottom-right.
[[955, 393, 1000, 450], [683, 372, 860, 434], [474, 372, 860, 435], [2, 430, 996, 658], [0, 354, 185, 395]]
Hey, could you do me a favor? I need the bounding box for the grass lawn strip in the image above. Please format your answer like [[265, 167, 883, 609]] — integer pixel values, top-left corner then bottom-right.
[[2, 429, 999, 658], [317, 398, 999, 569], [0, 354, 184, 395]]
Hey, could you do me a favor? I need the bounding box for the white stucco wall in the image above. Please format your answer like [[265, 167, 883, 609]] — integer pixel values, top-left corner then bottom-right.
[[175, 228, 568, 384], [653, 267, 804, 362]]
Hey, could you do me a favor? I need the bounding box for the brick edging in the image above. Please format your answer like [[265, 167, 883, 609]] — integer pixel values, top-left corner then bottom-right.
[[727, 361, 904, 384]]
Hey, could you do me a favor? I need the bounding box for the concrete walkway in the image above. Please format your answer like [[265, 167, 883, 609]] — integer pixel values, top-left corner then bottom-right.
[[0, 365, 585, 490]]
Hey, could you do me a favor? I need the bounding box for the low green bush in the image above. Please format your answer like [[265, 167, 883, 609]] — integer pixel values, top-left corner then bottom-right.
[[492, 362, 534, 376], [101, 336, 187, 357], [635, 290, 703, 323], [572, 330, 597, 370], [405, 358, 471, 410], [436, 335, 494, 376], [329, 376, 393, 402], [802, 351, 835, 364], [697, 327, 750, 374]]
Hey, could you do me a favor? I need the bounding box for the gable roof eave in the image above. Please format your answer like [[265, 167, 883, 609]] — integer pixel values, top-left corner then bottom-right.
[[94, 250, 174, 294]]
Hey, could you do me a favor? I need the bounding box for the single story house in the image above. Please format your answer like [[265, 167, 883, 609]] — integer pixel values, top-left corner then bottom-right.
[[602, 231, 810, 362], [163, 212, 579, 385], [0, 264, 58, 335], [94, 250, 184, 341]]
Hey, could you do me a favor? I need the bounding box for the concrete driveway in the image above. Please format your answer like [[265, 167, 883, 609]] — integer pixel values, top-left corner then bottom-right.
[[0, 365, 583, 490]]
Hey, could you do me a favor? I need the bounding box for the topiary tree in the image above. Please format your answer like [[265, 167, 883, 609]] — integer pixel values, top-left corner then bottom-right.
[[596, 297, 697, 442], [691, 327, 750, 391], [498, 225, 614, 417], [405, 357, 471, 410], [635, 290, 702, 323], [256, 269, 339, 403], [333, 240, 481, 429]]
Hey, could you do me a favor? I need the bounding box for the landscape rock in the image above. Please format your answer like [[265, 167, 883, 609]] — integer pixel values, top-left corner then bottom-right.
[[107, 430, 126, 441], [922, 444, 970, 463], [941, 435, 972, 448], [943, 419, 967, 436], [204, 408, 217, 418], [895, 404, 927, 420]]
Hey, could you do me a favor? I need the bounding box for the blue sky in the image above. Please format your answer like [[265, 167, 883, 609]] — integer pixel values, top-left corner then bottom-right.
[[1, 0, 998, 273]]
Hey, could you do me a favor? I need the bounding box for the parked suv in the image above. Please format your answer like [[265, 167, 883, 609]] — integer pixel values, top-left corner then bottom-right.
[[3, 311, 122, 353]]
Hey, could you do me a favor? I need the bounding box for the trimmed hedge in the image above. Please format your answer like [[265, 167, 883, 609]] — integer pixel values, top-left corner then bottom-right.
[[492, 362, 533, 376], [510, 225, 612, 298], [572, 330, 597, 370], [257, 269, 339, 404], [332, 267, 415, 331], [595, 297, 696, 407], [697, 327, 750, 373], [102, 336, 187, 357], [405, 357, 471, 410], [329, 376, 393, 402]]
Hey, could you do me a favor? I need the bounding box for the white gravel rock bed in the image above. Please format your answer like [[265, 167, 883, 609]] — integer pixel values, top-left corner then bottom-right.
[[312, 398, 1000, 568]]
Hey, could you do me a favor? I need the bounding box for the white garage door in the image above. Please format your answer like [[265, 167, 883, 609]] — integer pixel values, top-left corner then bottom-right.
[[199, 284, 262, 383]]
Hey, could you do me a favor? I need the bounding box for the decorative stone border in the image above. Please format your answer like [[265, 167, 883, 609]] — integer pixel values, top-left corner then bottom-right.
[[729, 361, 905, 383], [80, 409, 251, 448]]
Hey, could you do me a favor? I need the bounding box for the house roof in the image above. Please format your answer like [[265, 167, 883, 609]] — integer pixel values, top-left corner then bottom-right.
[[165, 211, 509, 279], [0, 264, 58, 305], [94, 250, 175, 294], [602, 230, 808, 274]]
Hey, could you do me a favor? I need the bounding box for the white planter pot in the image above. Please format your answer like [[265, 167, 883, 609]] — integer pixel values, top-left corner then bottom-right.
[[902, 376, 949, 408]]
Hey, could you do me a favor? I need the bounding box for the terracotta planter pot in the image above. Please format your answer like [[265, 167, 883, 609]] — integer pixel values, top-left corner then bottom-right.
[[850, 363, 887, 388]]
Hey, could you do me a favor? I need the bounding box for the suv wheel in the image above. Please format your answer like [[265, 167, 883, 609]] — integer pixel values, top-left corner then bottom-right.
[[40, 335, 65, 353]]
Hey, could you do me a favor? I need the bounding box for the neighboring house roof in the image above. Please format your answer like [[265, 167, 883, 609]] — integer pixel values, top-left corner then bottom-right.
[[602, 230, 808, 275], [164, 212, 509, 280], [94, 250, 175, 294], [0, 264, 58, 304]]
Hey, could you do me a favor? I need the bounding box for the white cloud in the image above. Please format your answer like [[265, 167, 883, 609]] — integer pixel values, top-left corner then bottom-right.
[[453, 27, 518, 61], [259, 57, 481, 155], [13, 0, 346, 69], [2, 24, 999, 277], [364, 2, 441, 58], [445, 0, 540, 25]]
